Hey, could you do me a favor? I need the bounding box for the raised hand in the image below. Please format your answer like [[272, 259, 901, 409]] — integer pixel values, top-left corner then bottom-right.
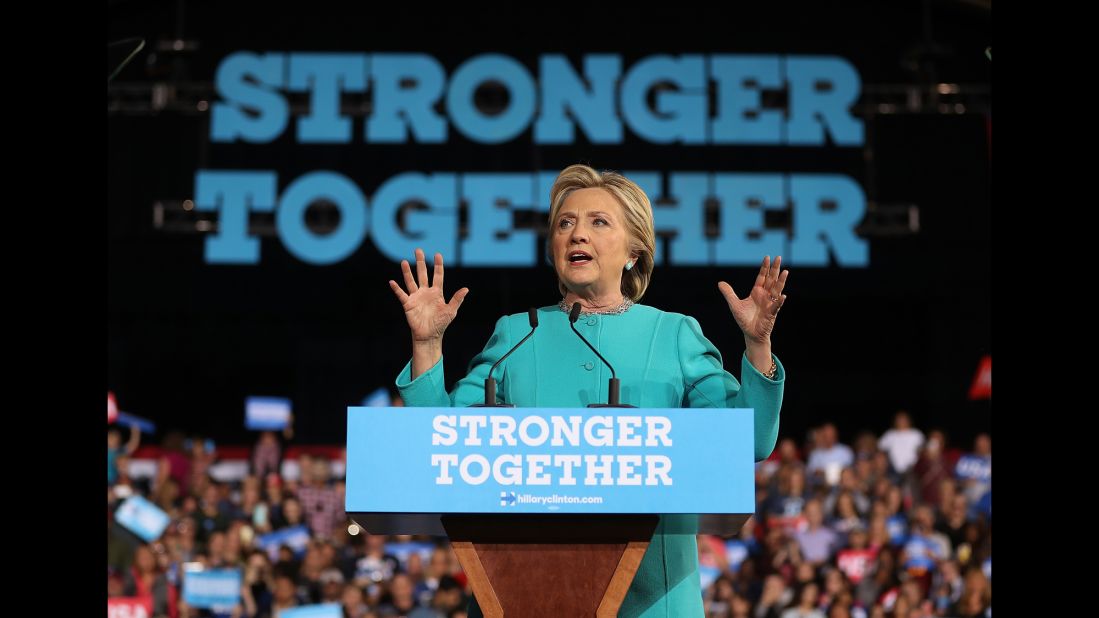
[[717, 255, 788, 344], [389, 248, 469, 343]]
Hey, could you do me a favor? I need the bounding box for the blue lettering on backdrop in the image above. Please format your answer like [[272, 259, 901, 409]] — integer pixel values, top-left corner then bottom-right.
[[650, 173, 711, 264], [447, 54, 537, 144], [461, 174, 537, 266], [201, 53, 869, 267], [195, 171, 867, 267], [367, 54, 448, 143], [789, 175, 867, 266], [534, 55, 622, 144], [210, 53, 863, 146], [620, 55, 707, 144], [211, 53, 288, 143], [711, 55, 784, 145], [713, 174, 788, 263], [371, 173, 459, 261], [276, 172, 368, 265], [785, 56, 864, 146], [195, 171, 277, 264], [288, 54, 368, 143]]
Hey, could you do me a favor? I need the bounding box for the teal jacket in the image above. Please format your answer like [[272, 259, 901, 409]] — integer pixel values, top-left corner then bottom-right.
[[396, 304, 785, 617]]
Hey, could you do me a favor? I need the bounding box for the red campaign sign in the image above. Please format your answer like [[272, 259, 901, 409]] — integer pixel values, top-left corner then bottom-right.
[[107, 597, 152, 618], [837, 548, 876, 584], [968, 355, 991, 400], [766, 514, 808, 535], [108, 392, 119, 424]]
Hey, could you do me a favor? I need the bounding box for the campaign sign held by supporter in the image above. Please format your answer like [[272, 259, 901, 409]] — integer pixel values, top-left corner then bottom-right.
[[281, 603, 344, 618], [256, 525, 311, 561], [182, 568, 242, 609], [246, 396, 293, 430], [115, 496, 171, 543], [107, 597, 152, 618]]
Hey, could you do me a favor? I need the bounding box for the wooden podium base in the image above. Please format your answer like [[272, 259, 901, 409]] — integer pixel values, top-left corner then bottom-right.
[[442, 514, 660, 618]]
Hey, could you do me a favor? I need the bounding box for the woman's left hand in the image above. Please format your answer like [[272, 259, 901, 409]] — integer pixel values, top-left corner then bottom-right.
[[718, 255, 788, 344]]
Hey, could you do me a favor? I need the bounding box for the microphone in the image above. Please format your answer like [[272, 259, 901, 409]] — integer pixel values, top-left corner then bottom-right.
[[471, 308, 539, 407], [569, 302, 634, 408]]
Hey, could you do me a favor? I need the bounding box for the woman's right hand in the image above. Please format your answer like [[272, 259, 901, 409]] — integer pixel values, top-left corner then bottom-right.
[[389, 248, 469, 343]]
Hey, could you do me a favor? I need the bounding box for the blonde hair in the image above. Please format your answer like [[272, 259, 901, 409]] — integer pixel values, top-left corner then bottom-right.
[[548, 164, 656, 301]]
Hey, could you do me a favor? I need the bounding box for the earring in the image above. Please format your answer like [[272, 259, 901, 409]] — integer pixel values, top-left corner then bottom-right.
[[625, 261, 634, 271]]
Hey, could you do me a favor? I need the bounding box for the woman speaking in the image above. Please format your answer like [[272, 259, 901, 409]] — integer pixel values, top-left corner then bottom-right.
[[388, 163, 789, 617]]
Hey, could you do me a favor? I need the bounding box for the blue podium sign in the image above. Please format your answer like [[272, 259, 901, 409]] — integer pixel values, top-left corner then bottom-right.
[[346, 406, 754, 532]]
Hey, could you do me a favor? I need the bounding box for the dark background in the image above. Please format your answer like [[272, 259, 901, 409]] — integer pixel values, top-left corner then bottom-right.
[[108, 1, 990, 448]]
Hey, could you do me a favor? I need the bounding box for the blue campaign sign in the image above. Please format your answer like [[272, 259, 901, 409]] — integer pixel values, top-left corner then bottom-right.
[[280, 603, 343, 618], [182, 568, 242, 608], [115, 411, 157, 434], [245, 396, 292, 430], [385, 541, 436, 569], [363, 387, 391, 407], [955, 454, 991, 482], [346, 407, 754, 515], [256, 525, 311, 560], [725, 539, 751, 572], [115, 495, 171, 542], [698, 565, 721, 591]]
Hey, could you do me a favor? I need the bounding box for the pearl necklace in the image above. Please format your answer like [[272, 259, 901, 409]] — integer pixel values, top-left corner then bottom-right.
[[557, 297, 635, 317]]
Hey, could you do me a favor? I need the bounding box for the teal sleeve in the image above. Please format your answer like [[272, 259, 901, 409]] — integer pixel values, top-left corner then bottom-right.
[[394, 316, 512, 407], [677, 316, 784, 461]]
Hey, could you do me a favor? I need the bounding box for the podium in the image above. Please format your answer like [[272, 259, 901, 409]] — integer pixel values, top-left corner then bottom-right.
[[346, 407, 755, 617]]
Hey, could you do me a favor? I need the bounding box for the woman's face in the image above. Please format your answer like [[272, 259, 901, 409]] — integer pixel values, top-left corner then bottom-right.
[[800, 582, 819, 606], [134, 546, 156, 572], [838, 493, 856, 517], [789, 468, 805, 493], [274, 576, 296, 602], [284, 498, 302, 523], [551, 188, 634, 299], [825, 570, 845, 594], [249, 553, 268, 572]]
